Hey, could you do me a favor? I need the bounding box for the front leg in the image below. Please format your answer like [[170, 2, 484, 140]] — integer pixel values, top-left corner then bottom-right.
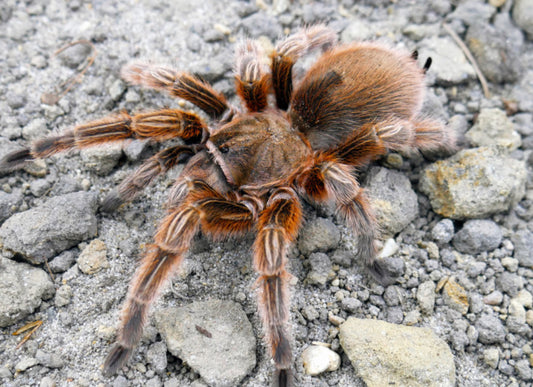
[[103, 179, 255, 376], [0, 109, 206, 173], [254, 187, 302, 385], [101, 144, 200, 212], [271, 25, 337, 110], [295, 158, 393, 285]]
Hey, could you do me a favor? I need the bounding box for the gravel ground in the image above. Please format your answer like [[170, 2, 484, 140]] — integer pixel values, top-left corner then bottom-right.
[[1, 0, 533, 386]]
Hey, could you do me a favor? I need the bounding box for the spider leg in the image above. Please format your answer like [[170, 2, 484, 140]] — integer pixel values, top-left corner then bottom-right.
[[271, 24, 337, 110], [254, 187, 302, 382], [121, 63, 230, 119], [101, 144, 198, 212], [323, 122, 387, 167], [235, 40, 270, 112], [412, 117, 457, 152], [372, 117, 456, 153], [295, 157, 393, 285], [103, 179, 255, 376], [0, 109, 206, 172]]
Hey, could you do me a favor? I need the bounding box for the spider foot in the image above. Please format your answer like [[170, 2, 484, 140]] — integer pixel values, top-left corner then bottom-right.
[[100, 190, 123, 213], [273, 368, 293, 387], [0, 148, 33, 173], [103, 344, 132, 377], [366, 257, 396, 286]]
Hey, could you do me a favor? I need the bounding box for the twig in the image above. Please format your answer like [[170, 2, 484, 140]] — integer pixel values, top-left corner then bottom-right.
[[41, 40, 97, 105], [442, 23, 490, 98], [44, 258, 55, 282], [13, 320, 43, 349]]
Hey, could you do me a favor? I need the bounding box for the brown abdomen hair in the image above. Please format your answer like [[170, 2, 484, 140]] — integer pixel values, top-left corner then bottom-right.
[[289, 42, 425, 151]]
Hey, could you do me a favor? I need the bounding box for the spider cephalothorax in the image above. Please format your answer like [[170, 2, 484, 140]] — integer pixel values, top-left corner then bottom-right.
[[0, 25, 455, 386]]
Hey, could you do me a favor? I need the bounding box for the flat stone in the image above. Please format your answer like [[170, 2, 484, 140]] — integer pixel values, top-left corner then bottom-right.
[[155, 300, 256, 387], [339, 317, 455, 387], [0, 191, 98, 264]]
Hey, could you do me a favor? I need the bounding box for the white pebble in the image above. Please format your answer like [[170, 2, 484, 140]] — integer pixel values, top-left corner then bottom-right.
[[378, 238, 399, 258], [301, 345, 340, 376]]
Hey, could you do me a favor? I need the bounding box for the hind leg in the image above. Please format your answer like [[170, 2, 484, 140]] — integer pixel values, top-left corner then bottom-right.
[[412, 118, 456, 152], [373, 117, 456, 154]]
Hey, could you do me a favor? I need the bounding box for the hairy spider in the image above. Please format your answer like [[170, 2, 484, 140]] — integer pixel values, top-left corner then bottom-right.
[[0, 25, 455, 386]]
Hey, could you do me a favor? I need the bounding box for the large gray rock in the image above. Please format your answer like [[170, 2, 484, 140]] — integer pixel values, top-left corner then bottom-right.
[[0, 256, 55, 327], [154, 300, 256, 387], [339, 318, 455, 387], [0, 191, 98, 264], [365, 167, 418, 237], [419, 147, 526, 219]]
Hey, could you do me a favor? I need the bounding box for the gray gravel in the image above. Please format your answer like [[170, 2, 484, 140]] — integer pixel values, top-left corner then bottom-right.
[[1, 1, 533, 386]]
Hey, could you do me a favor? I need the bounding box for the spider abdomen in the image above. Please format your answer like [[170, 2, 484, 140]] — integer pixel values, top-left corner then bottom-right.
[[289, 42, 426, 151]]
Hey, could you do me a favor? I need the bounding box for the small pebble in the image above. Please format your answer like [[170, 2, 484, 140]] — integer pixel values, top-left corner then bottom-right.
[[484, 291, 503, 306], [302, 305, 319, 321], [417, 280, 436, 315], [328, 312, 345, 326], [403, 310, 421, 325], [484, 348, 500, 369], [378, 238, 399, 258], [301, 345, 341, 376], [476, 313, 506, 344], [77, 239, 109, 274], [54, 284, 72, 307], [501, 257, 519, 272], [513, 290, 533, 308], [442, 277, 469, 315], [526, 311, 533, 327], [341, 297, 362, 313], [306, 252, 332, 286]]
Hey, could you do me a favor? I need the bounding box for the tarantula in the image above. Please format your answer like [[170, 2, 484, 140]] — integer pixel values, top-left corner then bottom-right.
[[0, 25, 454, 385]]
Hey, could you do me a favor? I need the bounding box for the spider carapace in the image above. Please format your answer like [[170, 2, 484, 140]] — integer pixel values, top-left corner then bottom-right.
[[0, 25, 454, 386]]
